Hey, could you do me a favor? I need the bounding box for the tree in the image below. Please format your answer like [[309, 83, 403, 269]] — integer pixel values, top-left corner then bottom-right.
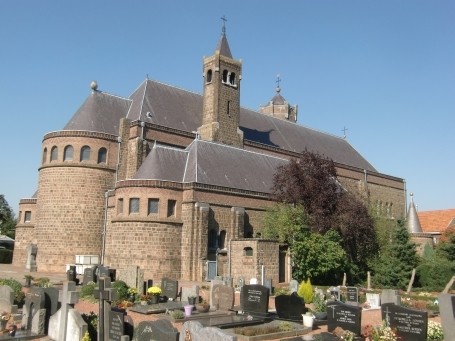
[[0, 195, 16, 239], [436, 225, 455, 262]]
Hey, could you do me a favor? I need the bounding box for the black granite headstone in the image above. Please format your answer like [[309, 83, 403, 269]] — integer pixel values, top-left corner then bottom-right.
[[327, 301, 362, 336], [263, 278, 273, 296], [124, 315, 134, 340], [109, 310, 125, 341], [241, 284, 270, 318], [109, 268, 116, 282], [161, 278, 179, 300], [346, 287, 358, 303], [42, 287, 60, 333], [137, 320, 179, 341], [275, 292, 306, 321], [67, 266, 77, 282], [83, 267, 96, 286], [381, 303, 427, 341], [143, 279, 153, 295], [22, 286, 46, 330], [97, 265, 110, 279]]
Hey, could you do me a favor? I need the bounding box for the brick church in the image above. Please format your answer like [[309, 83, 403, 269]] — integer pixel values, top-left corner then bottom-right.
[[13, 29, 406, 284]]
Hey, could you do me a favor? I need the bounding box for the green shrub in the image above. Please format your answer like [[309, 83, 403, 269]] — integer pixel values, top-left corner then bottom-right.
[[0, 250, 13, 263], [297, 278, 314, 303], [273, 287, 290, 296], [0, 278, 25, 306], [170, 310, 184, 319], [416, 260, 454, 292], [81, 311, 98, 341], [80, 283, 97, 299], [112, 280, 129, 302]]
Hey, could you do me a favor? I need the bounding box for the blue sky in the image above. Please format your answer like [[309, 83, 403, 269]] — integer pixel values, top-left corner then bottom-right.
[[0, 1, 453, 214]]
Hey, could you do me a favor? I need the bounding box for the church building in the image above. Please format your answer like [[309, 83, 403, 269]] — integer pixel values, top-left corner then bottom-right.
[[13, 28, 406, 283]]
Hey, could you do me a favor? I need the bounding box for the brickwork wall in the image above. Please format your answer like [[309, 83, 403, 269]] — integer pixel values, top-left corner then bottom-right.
[[12, 199, 37, 267], [259, 102, 297, 122], [411, 233, 435, 256], [117, 118, 131, 181]]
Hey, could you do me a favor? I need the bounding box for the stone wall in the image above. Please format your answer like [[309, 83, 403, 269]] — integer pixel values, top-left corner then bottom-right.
[[12, 198, 37, 267]]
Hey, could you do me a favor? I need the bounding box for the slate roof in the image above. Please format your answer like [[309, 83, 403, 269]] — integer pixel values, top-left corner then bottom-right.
[[134, 139, 287, 193], [417, 209, 455, 233], [216, 33, 233, 58], [63, 90, 131, 135], [64, 80, 377, 172], [406, 200, 423, 233], [270, 93, 286, 105]]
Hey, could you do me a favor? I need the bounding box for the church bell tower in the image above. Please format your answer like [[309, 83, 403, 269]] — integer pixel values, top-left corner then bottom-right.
[[198, 19, 243, 148]]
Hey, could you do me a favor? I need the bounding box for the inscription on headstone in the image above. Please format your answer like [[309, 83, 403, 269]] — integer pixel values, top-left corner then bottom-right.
[[161, 278, 179, 300], [83, 267, 96, 286], [212, 285, 234, 311], [346, 287, 358, 306], [381, 303, 427, 341], [366, 293, 381, 309], [241, 284, 269, 318], [327, 301, 362, 336], [109, 310, 125, 341]]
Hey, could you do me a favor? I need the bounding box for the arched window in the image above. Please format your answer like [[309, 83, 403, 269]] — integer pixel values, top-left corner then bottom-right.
[[219, 230, 226, 249], [244, 247, 253, 257], [64, 145, 73, 161], [98, 148, 107, 164], [206, 69, 212, 83], [229, 72, 236, 85], [222, 70, 228, 83], [208, 230, 217, 250], [80, 146, 91, 161], [50, 146, 58, 162], [42, 148, 47, 164]]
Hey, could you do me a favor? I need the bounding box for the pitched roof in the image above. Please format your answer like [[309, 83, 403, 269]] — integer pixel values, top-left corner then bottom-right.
[[417, 209, 455, 233], [216, 34, 233, 58], [134, 139, 287, 193], [63, 90, 131, 135], [406, 201, 423, 233], [270, 93, 286, 105]]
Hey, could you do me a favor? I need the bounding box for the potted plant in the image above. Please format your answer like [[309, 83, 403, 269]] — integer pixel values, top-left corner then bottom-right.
[[140, 294, 151, 305], [312, 293, 327, 320], [127, 288, 138, 303], [188, 294, 197, 305], [24, 275, 34, 287], [195, 299, 210, 313], [147, 286, 162, 304]]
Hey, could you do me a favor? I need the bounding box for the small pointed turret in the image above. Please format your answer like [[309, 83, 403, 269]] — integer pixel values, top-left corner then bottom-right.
[[406, 193, 423, 233], [216, 33, 233, 59]]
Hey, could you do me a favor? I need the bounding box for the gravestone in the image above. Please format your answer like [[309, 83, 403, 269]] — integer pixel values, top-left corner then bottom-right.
[[289, 279, 299, 293], [48, 307, 88, 341], [327, 301, 362, 336], [263, 278, 273, 296], [210, 279, 225, 310], [109, 310, 125, 341], [124, 315, 134, 340], [181, 285, 199, 303], [143, 279, 153, 295], [329, 286, 340, 301], [0, 285, 18, 314], [109, 268, 117, 282], [67, 265, 77, 282], [212, 284, 234, 310], [438, 293, 455, 341], [57, 281, 80, 341], [346, 286, 358, 306], [137, 319, 179, 341], [237, 276, 245, 290], [97, 265, 110, 281], [179, 320, 237, 341], [366, 293, 381, 309], [316, 288, 325, 296], [120, 265, 144, 293], [214, 276, 233, 287], [241, 284, 270, 318], [94, 277, 117, 341], [22, 286, 46, 333], [275, 292, 306, 321], [83, 267, 96, 286], [381, 303, 427, 341], [42, 287, 60, 333], [25, 243, 37, 272], [381, 289, 401, 306], [161, 278, 179, 300]]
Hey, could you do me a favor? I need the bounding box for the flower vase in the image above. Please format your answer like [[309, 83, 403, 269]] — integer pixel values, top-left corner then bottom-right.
[[184, 305, 193, 317], [0, 319, 7, 331], [302, 313, 315, 328], [150, 295, 159, 304], [128, 294, 135, 303], [188, 296, 197, 305]]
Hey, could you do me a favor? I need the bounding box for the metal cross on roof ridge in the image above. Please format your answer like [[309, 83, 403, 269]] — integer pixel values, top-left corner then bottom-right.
[[342, 126, 348, 139], [276, 74, 281, 88], [221, 15, 227, 34]]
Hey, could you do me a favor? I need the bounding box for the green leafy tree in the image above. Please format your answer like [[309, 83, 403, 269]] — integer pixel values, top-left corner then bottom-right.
[[372, 220, 419, 289], [0, 195, 16, 239], [436, 225, 455, 262]]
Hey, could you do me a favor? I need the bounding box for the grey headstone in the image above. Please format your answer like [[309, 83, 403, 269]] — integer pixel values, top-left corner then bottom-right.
[[48, 307, 88, 341], [366, 293, 381, 309], [97, 265, 110, 280], [346, 286, 358, 306], [161, 278, 179, 300], [0, 285, 17, 314], [179, 321, 237, 341], [237, 276, 245, 290], [381, 289, 401, 306], [83, 267, 96, 286], [137, 319, 179, 341], [212, 285, 234, 310], [25, 243, 38, 272], [289, 279, 299, 293], [137, 268, 145, 293], [120, 265, 138, 289], [437, 294, 455, 341], [181, 285, 199, 303], [327, 301, 362, 336], [31, 309, 46, 334], [22, 286, 46, 330], [67, 265, 77, 282], [263, 278, 273, 296], [210, 279, 225, 309], [381, 303, 427, 341], [329, 286, 340, 301], [109, 310, 125, 341]]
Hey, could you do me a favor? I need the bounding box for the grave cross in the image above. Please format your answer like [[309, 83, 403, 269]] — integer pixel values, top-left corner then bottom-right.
[[384, 306, 391, 327], [57, 281, 79, 341], [328, 304, 336, 318], [94, 277, 116, 341]]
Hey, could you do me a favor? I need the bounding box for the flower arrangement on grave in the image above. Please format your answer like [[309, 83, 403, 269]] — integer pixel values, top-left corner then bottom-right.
[[117, 300, 134, 309], [427, 320, 444, 340], [340, 330, 356, 341], [362, 321, 399, 341], [0, 312, 11, 321], [127, 288, 138, 295], [147, 286, 162, 296], [140, 294, 151, 301], [312, 292, 327, 313]]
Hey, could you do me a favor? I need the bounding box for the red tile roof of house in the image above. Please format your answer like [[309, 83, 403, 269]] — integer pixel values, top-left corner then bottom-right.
[[417, 209, 455, 233]]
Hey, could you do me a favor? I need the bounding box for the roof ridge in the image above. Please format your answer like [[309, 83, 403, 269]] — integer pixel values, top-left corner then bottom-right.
[[153, 143, 189, 152], [94, 90, 132, 102], [146, 78, 203, 97]]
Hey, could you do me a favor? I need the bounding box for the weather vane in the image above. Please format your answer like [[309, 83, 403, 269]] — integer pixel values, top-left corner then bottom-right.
[[342, 126, 348, 139], [221, 15, 227, 34]]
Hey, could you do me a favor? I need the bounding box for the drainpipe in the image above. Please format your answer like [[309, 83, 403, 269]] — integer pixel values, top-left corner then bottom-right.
[[115, 137, 122, 183], [404, 179, 407, 216], [228, 238, 232, 277], [101, 189, 113, 265]]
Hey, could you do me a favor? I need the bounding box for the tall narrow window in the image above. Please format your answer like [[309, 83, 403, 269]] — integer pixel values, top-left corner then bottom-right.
[[148, 199, 159, 215], [229, 72, 236, 85], [64, 145, 73, 161], [50, 146, 58, 161], [227, 101, 230, 117], [24, 211, 31, 223], [18, 211, 22, 222], [206, 69, 212, 83], [167, 200, 176, 217], [81, 146, 91, 161], [98, 148, 107, 164], [42, 148, 47, 164], [208, 230, 217, 250], [222, 70, 228, 83], [118, 199, 123, 214], [219, 230, 226, 249], [129, 198, 139, 214]]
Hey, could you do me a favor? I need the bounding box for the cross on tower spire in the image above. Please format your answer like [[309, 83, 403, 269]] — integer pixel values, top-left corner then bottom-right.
[[342, 126, 348, 139], [221, 15, 227, 34], [276, 74, 281, 92]]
